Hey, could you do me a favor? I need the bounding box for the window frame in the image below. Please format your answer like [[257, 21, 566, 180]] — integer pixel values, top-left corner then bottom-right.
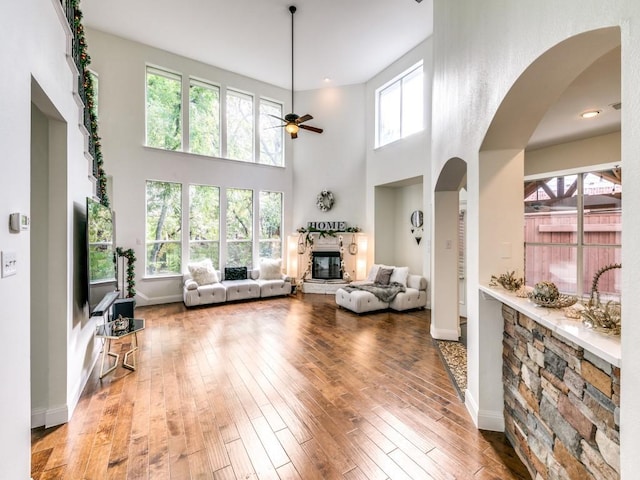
[[524, 163, 621, 299], [145, 179, 183, 277], [145, 65, 183, 151], [375, 61, 424, 148]]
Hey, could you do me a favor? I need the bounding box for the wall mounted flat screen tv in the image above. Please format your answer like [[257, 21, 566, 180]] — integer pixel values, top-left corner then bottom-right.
[[86, 197, 117, 313]]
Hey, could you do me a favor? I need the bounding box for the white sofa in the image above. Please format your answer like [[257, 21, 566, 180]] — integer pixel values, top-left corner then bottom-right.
[[335, 265, 427, 314], [183, 260, 292, 307]]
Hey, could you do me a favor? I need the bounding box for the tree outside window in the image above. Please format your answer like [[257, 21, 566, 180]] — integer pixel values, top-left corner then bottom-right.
[[226, 90, 254, 162], [189, 184, 220, 268], [146, 180, 182, 275], [146, 67, 182, 150], [259, 191, 282, 259], [189, 79, 220, 157], [259, 99, 284, 166], [226, 188, 253, 267]]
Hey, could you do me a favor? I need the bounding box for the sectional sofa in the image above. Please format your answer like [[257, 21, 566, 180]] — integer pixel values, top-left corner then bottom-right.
[[183, 259, 292, 307], [335, 264, 428, 313]]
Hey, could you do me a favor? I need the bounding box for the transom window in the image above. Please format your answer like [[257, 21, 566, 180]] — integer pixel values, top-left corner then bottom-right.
[[146, 67, 182, 151], [375, 62, 424, 148], [524, 167, 621, 299], [189, 79, 220, 157]]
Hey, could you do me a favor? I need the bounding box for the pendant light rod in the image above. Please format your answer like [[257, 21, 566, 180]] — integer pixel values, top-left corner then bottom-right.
[[289, 5, 296, 113]]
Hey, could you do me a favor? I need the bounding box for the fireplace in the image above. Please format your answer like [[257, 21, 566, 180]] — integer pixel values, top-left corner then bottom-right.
[[312, 251, 342, 280]]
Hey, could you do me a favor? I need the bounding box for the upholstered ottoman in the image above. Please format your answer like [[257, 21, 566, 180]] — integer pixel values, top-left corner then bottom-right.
[[335, 288, 389, 313]]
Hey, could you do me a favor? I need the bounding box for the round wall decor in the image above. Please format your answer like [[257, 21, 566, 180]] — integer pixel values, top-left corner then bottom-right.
[[316, 190, 334, 212]]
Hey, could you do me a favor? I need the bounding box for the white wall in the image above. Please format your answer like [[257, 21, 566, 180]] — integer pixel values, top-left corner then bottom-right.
[[1, 0, 97, 476], [86, 29, 295, 305], [366, 38, 432, 281], [525, 131, 621, 176], [432, 0, 640, 475], [291, 85, 367, 231]]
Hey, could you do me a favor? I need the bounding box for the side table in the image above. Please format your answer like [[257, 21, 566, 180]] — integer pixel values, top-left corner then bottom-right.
[[95, 318, 145, 378]]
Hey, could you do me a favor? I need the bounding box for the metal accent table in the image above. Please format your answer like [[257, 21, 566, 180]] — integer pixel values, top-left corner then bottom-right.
[[95, 318, 145, 378]]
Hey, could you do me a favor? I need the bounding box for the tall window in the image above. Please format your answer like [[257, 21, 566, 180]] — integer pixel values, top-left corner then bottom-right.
[[226, 188, 253, 267], [259, 99, 284, 166], [524, 168, 621, 298], [189, 79, 221, 157], [146, 180, 182, 275], [146, 67, 182, 150], [259, 191, 283, 259], [226, 89, 254, 162], [189, 185, 220, 268], [376, 62, 424, 147]]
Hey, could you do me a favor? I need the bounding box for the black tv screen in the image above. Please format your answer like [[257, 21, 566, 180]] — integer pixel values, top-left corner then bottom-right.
[[86, 197, 117, 312]]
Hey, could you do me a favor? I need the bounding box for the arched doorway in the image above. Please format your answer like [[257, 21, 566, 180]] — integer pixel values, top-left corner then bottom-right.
[[468, 27, 621, 430], [431, 157, 467, 340]]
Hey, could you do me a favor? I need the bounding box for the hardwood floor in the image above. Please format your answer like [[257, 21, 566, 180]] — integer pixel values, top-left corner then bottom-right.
[[31, 294, 530, 479]]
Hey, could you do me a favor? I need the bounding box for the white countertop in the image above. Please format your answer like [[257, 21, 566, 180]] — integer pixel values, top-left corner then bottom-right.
[[479, 285, 621, 367]]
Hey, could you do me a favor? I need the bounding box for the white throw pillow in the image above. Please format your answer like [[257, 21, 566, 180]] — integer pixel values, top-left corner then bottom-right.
[[390, 266, 409, 286], [259, 258, 282, 280], [188, 259, 219, 286], [366, 264, 381, 282]]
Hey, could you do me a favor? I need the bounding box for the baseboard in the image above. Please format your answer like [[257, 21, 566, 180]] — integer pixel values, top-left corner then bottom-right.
[[465, 389, 505, 432], [135, 291, 182, 306], [31, 408, 46, 429], [430, 324, 459, 341], [45, 404, 69, 428]]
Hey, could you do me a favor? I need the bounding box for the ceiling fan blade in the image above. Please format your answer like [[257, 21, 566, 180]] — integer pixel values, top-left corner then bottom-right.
[[268, 114, 287, 123], [296, 114, 313, 124], [290, 131, 298, 139], [299, 124, 323, 134]]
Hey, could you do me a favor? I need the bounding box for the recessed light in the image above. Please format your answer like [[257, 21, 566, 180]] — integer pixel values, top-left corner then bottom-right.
[[580, 110, 601, 119], [323, 77, 331, 83]]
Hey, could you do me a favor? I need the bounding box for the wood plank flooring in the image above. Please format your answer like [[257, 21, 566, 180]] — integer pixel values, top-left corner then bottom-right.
[[31, 294, 530, 479]]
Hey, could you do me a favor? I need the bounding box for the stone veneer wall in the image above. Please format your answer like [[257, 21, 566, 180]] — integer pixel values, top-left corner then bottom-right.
[[501, 305, 620, 479]]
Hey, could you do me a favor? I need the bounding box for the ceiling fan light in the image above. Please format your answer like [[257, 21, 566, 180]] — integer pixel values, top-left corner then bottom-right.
[[285, 123, 299, 134]]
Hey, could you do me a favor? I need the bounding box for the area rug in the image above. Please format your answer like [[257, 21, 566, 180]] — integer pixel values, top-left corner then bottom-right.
[[434, 339, 467, 401]]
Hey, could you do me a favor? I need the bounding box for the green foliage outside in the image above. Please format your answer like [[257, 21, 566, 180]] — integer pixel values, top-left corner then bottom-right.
[[227, 188, 253, 267], [226, 91, 253, 162], [259, 100, 284, 166], [146, 181, 182, 275], [190, 81, 220, 157], [190, 184, 220, 268], [88, 200, 115, 282], [146, 69, 182, 150], [259, 191, 282, 259]]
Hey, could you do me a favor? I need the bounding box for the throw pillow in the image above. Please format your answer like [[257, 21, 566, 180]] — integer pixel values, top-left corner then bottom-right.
[[188, 259, 219, 286], [390, 266, 409, 286], [375, 267, 394, 286], [259, 258, 282, 280], [366, 264, 381, 282], [225, 266, 248, 281]]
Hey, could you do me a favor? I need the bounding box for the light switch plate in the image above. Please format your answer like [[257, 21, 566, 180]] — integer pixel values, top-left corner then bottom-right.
[[1, 251, 17, 277]]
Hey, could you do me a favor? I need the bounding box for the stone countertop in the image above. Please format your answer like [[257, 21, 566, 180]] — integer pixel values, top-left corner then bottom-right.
[[479, 285, 621, 367]]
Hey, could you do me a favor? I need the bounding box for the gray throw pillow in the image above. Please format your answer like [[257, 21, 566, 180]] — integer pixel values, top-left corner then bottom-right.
[[375, 267, 393, 285]]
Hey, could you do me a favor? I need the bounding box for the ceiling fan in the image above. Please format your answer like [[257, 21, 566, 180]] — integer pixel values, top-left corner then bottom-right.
[[270, 5, 323, 139]]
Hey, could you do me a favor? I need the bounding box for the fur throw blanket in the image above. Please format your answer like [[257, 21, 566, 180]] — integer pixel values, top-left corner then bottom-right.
[[342, 282, 406, 302]]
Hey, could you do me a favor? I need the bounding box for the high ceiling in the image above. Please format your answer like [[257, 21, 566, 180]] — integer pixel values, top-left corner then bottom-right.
[[81, 0, 620, 150], [81, 0, 433, 92]]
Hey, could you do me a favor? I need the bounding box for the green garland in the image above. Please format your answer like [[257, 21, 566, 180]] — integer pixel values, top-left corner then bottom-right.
[[116, 247, 136, 298], [72, 3, 110, 207], [296, 225, 361, 247]]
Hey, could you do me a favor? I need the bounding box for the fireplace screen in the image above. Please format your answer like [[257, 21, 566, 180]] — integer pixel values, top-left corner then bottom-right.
[[312, 251, 342, 280]]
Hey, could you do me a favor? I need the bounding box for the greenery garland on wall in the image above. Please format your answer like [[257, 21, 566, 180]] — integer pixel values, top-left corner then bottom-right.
[[116, 247, 136, 298], [70, 1, 110, 207]]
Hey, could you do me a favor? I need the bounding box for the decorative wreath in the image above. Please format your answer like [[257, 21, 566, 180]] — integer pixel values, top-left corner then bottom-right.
[[316, 190, 334, 212]]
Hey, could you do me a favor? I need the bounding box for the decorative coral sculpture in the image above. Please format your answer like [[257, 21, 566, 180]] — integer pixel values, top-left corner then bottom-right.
[[581, 301, 621, 336], [530, 281, 560, 303], [489, 271, 524, 292]]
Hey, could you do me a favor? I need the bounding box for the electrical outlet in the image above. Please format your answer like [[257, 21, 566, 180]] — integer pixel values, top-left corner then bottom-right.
[[1, 251, 17, 277]]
